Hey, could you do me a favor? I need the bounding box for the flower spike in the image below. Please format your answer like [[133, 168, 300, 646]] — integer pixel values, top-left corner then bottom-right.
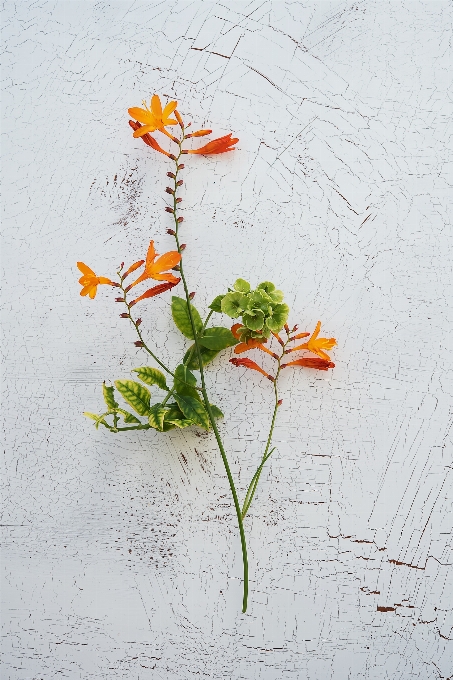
[[77, 262, 117, 299]]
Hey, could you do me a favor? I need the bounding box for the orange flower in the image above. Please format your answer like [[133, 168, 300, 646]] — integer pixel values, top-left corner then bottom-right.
[[184, 133, 239, 155], [230, 358, 274, 381], [281, 357, 335, 371], [77, 263, 116, 299], [128, 121, 174, 157], [128, 95, 178, 136], [126, 241, 181, 290], [289, 321, 336, 361]]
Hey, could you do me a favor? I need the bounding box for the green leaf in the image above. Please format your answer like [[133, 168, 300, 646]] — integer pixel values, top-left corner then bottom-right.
[[199, 327, 239, 350], [221, 292, 247, 318], [208, 294, 225, 313], [114, 380, 151, 416], [257, 281, 284, 303], [209, 404, 224, 419], [243, 309, 265, 331], [265, 303, 289, 332], [171, 296, 203, 339], [133, 367, 168, 391], [233, 278, 251, 293], [174, 393, 210, 430], [173, 364, 200, 400], [165, 417, 194, 429], [163, 403, 194, 428], [122, 411, 142, 424], [184, 345, 221, 370], [102, 384, 118, 410], [148, 404, 167, 431], [84, 412, 109, 430]]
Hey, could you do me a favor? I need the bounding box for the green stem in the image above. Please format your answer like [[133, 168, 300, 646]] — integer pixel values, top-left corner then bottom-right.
[[168, 132, 249, 613], [241, 333, 291, 519]]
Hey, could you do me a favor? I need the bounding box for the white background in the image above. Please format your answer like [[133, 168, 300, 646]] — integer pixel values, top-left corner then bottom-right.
[[2, 1, 453, 678]]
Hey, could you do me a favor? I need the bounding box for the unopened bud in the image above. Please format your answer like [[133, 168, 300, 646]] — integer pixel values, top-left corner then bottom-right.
[[115, 297, 125, 302], [120, 262, 125, 269], [119, 313, 129, 318], [292, 325, 298, 332], [186, 123, 192, 128], [175, 110, 184, 128], [124, 284, 132, 293], [176, 179, 183, 187], [178, 163, 185, 170], [169, 154, 177, 161], [175, 197, 182, 204], [172, 265, 180, 271], [134, 341, 144, 347], [267, 375, 275, 382], [177, 216, 184, 223], [189, 291, 195, 300], [167, 171, 176, 179], [284, 324, 290, 333], [136, 318, 142, 326], [165, 187, 174, 195], [165, 207, 174, 214], [167, 229, 176, 236], [180, 243, 186, 250], [277, 399, 283, 406], [111, 282, 120, 287]]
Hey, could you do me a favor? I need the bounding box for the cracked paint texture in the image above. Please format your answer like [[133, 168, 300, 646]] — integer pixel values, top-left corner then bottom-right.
[[2, 1, 453, 678]]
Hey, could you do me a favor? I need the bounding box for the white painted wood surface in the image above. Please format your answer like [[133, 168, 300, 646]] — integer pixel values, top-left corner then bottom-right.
[[3, 1, 453, 677]]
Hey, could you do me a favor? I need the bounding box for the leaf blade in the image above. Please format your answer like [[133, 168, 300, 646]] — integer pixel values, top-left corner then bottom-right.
[[174, 393, 210, 430], [114, 380, 151, 416], [199, 326, 239, 350], [171, 296, 203, 339], [133, 367, 168, 391]]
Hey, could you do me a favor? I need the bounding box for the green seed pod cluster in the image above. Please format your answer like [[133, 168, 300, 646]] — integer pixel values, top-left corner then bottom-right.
[[219, 279, 289, 342]]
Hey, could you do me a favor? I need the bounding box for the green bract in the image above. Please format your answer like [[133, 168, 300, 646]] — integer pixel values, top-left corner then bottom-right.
[[218, 280, 288, 339]]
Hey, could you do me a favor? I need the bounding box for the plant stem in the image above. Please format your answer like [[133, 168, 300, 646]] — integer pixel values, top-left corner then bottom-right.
[[168, 130, 249, 613], [241, 332, 291, 519]]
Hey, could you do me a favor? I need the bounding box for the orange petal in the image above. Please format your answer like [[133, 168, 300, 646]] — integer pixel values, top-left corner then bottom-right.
[[148, 251, 181, 274], [281, 358, 335, 371], [162, 100, 178, 119], [151, 94, 162, 118], [77, 262, 96, 277], [133, 124, 157, 137], [229, 358, 274, 380], [128, 107, 155, 125], [231, 323, 244, 339], [145, 241, 156, 268]]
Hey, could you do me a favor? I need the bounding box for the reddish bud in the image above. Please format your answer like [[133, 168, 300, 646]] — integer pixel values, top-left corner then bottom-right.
[[134, 341, 144, 347], [272, 332, 285, 347], [177, 216, 184, 223], [120, 262, 125, 269], [167, 229, 176, 236], [115, 297, 125, 302], [167, 171, 176, 179], [176, 179, 183, 187], [180, 243, 186, 250], [277, 399, 283, 406], [169, 154, 177, 161], [165, 187, 174, 195], [181, 150, 188, 155], [165, 207, 174, 214], [292, 325, 298, 332], [111, 282, 120, 287], [175, 197, 182, 204], [178, 164, 185, 170], [189, 291, 195, 300], [136, 318, 142, 326], [175, 110, 184, 128], [186, 123, 192, 128], [124, 284, 133, 293], [172, 265, 180, 271], [284, 324, 290, 333], [119, 313, 129, 318]]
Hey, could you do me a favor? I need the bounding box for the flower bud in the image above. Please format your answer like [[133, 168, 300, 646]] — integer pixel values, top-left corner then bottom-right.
[[178, 163, 185, 170], [189, 291, 195, 300], [165, 187, 174, 195], [277, 399, 283, 406], [165, 207, 174, 214], [115, 297, 125, 302], [177, 216, 184, 223], [120, 262, 125, 269], [136, 318, 142, 326], [175, 197, 182, 204], [119, 313, 129, 318], [175, 110, 184, 128], [167, 229, 176, 235], [284, 324, 290, 333], [167, 171, 176, 179], [292, 325, 298, 332], [172, 265, 180, 271], [179, 243, 186, 251], [176, 179, 183, 187], [134, 341, 144, 347], [169, 154, 177, 161]]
